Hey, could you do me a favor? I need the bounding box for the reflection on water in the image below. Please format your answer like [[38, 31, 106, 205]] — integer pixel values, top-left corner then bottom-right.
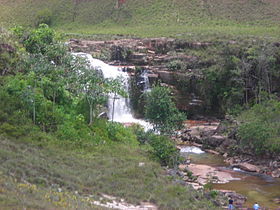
[[181, 146, 280, 209]]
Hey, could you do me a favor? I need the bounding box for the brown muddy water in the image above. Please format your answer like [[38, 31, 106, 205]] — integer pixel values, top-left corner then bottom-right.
[[181, 146, 280, 209]]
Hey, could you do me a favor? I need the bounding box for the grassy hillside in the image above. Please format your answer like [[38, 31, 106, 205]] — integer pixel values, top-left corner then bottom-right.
[[1, 0, 280, 39], [0, 135, 219, 209]]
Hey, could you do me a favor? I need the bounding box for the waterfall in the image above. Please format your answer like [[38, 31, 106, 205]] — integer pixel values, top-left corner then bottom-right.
[[74, 53, 151, 129], [139, 70, 151, 92]]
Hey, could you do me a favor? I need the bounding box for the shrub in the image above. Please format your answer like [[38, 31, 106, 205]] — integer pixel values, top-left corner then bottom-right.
[[148, 134, 181, 167], [237, 99, 280, 156], [23, 24, 55, 54], [167, 60, 186, 71], [106, 121, 138, 145]]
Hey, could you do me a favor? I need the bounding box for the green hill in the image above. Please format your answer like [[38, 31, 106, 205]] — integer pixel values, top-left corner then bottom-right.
[[1, 0, 280, 39]]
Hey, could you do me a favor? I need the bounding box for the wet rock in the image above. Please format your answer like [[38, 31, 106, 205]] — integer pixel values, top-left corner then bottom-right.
[[235, 162, 260, 173], [205, 149, 220, 155], [272, 169, 280, 178], [273, 197, 280, 204]]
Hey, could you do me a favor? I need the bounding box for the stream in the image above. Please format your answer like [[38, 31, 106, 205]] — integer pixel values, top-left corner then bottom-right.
[[76, 54, 280, 209], [181, 146, 280, 209]]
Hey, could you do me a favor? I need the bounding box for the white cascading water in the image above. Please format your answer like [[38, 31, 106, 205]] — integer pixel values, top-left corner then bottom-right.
[[180, 146, 205, 154], [74, 53, 151, 129], [140, 70, 151, 92]]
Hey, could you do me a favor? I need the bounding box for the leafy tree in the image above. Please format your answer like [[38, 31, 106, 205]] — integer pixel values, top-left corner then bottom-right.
[[23, 24, 55, 54], [145, 85, 186, 134], [77, 68, 107, 125], [107, 76, 127, 121]]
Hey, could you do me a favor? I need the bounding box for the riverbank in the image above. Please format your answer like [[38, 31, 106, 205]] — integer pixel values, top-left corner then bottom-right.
[[177, 120, 280, 178], [176, 120, 280, 209]]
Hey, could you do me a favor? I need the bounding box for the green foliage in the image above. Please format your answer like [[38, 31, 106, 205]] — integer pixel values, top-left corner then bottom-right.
[[204, 182, 214, 191], [237, 99, 280, 156], [167, 60, 186, 71], [107, 122, 138, 145], [23, 24, 55, 54], [145, 85, 186, 134], [188, 41, 280, 115], [148, 134, 181, 167], [131, 125, 181, 167], [209, 190, 219, 199]]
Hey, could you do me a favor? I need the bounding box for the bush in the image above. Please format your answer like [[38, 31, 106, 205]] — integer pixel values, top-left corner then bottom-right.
[[23, 24, 55, 54], [148, 134, 181, 167], [167, 60, 186, 71], [106, 121, 138, 145], [237, 99, 280, 156], [130, 125, 181, 167], [130, 124, 152, 144]]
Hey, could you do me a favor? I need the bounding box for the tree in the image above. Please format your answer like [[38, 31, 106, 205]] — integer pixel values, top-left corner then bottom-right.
[[77, 67, 107, 125], [23, 24, 55, 54], [107, 76, 127, 121], [145, 85, 186, 134]]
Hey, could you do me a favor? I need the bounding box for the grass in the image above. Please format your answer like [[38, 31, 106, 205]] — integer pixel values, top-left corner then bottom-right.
[[58, 23, 280, 42], [1, 0, 280, 40], [0, 135, 218, 209]]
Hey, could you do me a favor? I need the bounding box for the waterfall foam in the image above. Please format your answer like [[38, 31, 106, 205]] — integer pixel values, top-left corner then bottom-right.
[[74, 52, 151, 130], [180, 146, 205, 154]]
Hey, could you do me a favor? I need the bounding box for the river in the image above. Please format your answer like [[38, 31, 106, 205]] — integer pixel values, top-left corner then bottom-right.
[[181, 146, 280, 209]]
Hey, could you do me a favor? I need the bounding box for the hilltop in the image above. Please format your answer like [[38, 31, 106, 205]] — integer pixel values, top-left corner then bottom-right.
[[1, 0, 280, 39]]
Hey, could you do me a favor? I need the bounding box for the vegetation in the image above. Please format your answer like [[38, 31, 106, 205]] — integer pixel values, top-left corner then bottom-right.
[[237, 99, 280, 156], [144, 85, 186, 134], [0, 25, 219, 209], [131, 125, 181, 167]]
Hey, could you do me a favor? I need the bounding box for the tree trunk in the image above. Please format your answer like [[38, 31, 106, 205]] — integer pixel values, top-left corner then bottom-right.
[[33, 101, 36, 124], [89, 104, 93, 125], [112, 93, 116, 122]]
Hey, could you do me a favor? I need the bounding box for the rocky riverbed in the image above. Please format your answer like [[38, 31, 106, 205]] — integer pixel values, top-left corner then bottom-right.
[[176, 120, 280, 209], [177, 120, 280, 179]]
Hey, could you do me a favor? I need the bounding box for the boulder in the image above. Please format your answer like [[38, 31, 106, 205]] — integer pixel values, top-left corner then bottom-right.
[[272, 169, 280, 178], [203, 135, 227, 147], [273, 197, 280, 204], [236, 162, 260, 173]]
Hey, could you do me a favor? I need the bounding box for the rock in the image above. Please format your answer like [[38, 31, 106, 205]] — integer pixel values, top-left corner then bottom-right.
[[203, 135, 227, 147], [205, 149, 220, 155], [273, 197, 280, 204], [236, 162, 260, 172], [219, 190, 247, 208], [187, 164, 235, 185], [178, 164, 188, 171], [220, 138, 236, 149], [272, 169, 280, 178]]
